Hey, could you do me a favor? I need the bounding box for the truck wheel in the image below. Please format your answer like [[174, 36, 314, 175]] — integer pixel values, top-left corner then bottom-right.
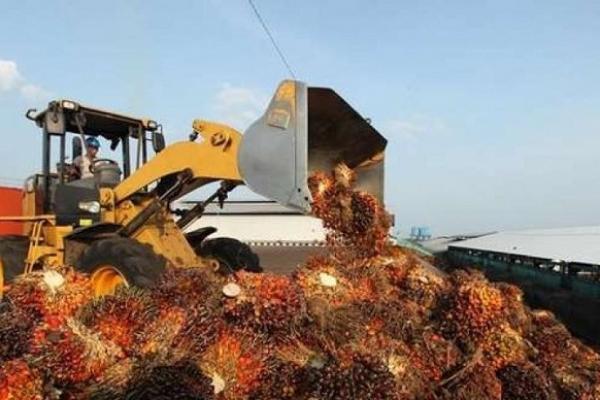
[[0, 236, 29, 294], [196, 237, 262, 275], [76, 237, 166, 297]]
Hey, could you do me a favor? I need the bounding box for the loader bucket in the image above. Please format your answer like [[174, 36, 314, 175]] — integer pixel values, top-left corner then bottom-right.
[[239, 80, 387, 213]]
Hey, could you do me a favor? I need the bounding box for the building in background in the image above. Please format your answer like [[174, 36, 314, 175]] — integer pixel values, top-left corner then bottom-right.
[[182, 200, 327, 274]]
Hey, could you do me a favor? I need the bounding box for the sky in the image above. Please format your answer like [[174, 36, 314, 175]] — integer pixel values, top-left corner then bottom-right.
[[1, 0, 600, 236]]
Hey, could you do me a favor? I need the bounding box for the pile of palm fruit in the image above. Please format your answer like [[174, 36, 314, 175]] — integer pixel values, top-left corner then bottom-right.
[[1, 165, 599, 399]]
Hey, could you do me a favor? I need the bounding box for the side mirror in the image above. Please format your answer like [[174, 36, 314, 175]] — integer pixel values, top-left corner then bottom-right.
[[72, 137, 82, 160], [152, 132, 166, 153]]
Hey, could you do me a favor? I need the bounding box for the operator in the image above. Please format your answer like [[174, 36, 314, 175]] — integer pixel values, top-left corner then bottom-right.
[[73, 137, 100, 179]]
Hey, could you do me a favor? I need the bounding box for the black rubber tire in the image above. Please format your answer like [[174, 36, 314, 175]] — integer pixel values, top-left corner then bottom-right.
[[76, 237, 166, 288], [196, 237, 262, 274], [0, 236, 28, 283]]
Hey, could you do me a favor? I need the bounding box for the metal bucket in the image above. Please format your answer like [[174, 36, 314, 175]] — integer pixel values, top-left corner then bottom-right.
[[239, 80, 387, 213]]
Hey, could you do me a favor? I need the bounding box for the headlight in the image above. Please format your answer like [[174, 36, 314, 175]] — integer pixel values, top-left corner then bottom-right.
[[147, 120, 158, 130], [78, 201, 101, 213], [61, 100, 78, 110]]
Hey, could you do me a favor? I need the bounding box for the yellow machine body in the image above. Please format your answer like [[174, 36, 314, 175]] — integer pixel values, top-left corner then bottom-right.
[[4, 120, 243, 273]]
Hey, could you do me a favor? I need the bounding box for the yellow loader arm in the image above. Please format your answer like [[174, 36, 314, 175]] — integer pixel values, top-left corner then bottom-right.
[[113, 120, 243, 203]]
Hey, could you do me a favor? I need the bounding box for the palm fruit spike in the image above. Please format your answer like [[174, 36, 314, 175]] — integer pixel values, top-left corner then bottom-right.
[[306, 352, 399, 400], [30, 318, 123, 385], [78, 286, 157, 353], [482, 324, 529, 370], [497, 362, 559, 400], [308, 164, 390, 259], [149, 267, 225, 358], [224, 271, 306, 334], [0, 359, 44, 400], [200, 329, 267, 399], [135, 306, 187, 360], [153, 266, 224, 309], [440, 270, 505, 347], [0, 301, 36, 362], [248, 360, 310, 400], [6, 268, 92, 325]]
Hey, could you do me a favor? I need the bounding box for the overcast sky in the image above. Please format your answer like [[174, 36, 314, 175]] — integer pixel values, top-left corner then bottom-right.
[[1, 1, 599, 236]]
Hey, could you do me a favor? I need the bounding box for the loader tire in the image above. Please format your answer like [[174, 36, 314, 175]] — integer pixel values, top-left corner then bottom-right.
[[76, 237, 166, 296], [196, 237, 262, 275], [0, 236, 29, 288]]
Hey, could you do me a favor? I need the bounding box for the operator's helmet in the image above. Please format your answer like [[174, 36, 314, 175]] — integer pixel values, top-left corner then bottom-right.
[[85, 137, 100, 149]]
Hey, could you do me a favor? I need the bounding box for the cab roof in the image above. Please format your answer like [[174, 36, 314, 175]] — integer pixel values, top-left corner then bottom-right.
[[31, 99, 158, 141]]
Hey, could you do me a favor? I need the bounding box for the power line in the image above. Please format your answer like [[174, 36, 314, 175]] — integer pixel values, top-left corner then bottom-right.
[[248, 0, 297, 79]]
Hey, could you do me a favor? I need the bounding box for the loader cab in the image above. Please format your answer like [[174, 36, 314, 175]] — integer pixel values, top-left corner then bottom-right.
[[24, 100, 165, 226]]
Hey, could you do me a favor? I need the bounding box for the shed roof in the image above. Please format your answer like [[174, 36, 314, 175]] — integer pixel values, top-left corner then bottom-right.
[[449, 226, 600, 266]]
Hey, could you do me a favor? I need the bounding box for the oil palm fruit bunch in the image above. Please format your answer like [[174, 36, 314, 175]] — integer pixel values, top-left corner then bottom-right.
[[0, 301, 36, 361], [120, 360, 214, 400], [308, 164, 389, 259], [408, 331, 461, 383], [399, 263, 448, 309], [0, 359, 44, 400], [248, 360, 310, 400], [482, 324, 529, 370], [224, 271, 306, 334], [494, 282, 532, 335], [440, 270, 505, 347], [497, 362, 558, 400], [151, 268, 224, 356], [6, 268, 92, 324], [30, 318, 123, 386], [527, 310, 575, 366], [550, 364, 600, 400], [153, 267, 222, 311], [78, 287, 156, 353], [200, 329, 268, 400], [305, 352, 399, 400], [135, 305, 188, 359]]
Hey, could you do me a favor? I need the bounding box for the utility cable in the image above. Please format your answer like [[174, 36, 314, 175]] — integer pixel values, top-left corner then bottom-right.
[[248, 0, 297, 79]]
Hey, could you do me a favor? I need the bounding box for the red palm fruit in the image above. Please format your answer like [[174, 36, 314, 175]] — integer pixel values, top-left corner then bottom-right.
[[30, 318, 123, 385], [495, 282, 532, 335], [224, 271, 306, 333], [153, 267, 223, 310], [440, 271, 506, 347], [78, 287, 157, 353], [135, 306, 187, 358], [400, 263, 448, 309], [527, 313, 574, 366], [482, 324, 528, 370], [0, 302, 36, 361], [0, 360, 44, 400], [249, 359, 310, 400], [200, 329, 268, 399], [6, 268, 92, 324]]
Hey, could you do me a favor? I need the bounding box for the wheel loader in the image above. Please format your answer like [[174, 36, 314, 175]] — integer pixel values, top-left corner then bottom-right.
[[0, 80, 387, 296]]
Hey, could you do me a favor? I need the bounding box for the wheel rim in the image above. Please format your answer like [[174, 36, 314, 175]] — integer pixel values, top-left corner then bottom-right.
[[91, 265, 128, 296]]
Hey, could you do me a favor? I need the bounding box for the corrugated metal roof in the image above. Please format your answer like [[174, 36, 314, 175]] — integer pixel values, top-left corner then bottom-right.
[[449, 226, 600, 265]]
